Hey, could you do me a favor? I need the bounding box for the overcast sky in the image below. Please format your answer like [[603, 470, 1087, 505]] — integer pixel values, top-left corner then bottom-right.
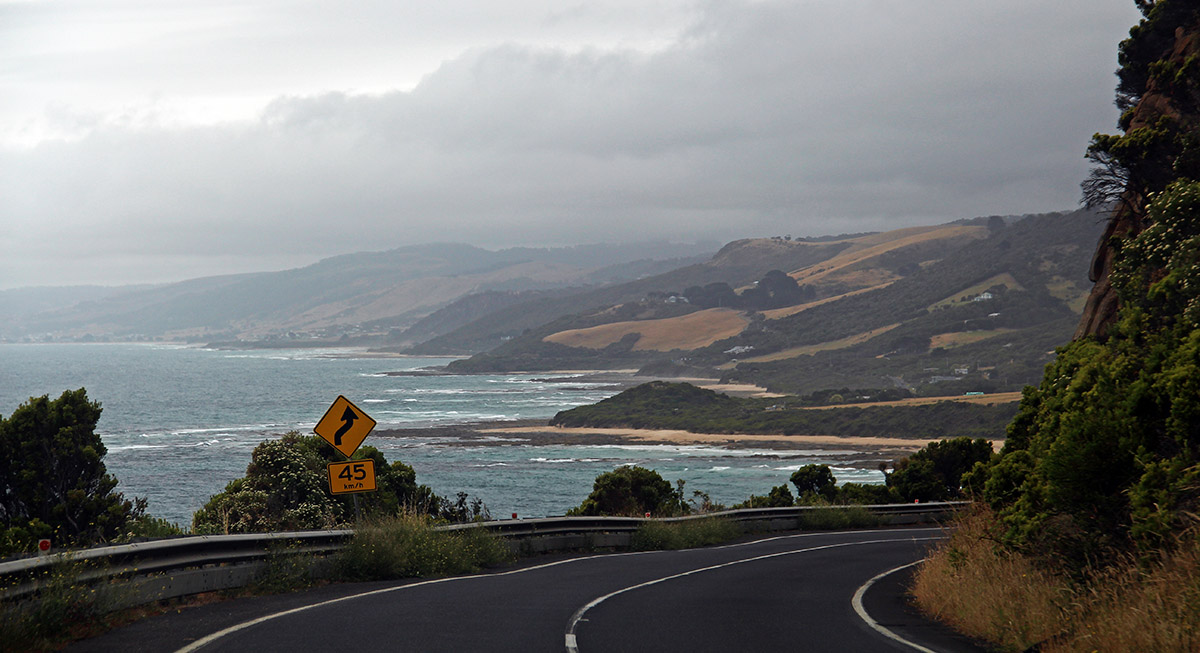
[[1, 0, 1142, 289]]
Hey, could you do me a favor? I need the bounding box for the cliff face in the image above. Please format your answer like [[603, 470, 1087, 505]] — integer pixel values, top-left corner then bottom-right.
[[1076, 17, 1200, 339]]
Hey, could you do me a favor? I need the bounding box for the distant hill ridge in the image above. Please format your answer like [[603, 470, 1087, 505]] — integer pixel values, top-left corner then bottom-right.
[[441, 209, 1105, 396], [0, 241, 717, 342]]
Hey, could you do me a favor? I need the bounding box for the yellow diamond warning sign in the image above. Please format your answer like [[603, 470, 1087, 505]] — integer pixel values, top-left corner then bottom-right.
[[328, 459, 377, 495], [314, 395, 376, 458]]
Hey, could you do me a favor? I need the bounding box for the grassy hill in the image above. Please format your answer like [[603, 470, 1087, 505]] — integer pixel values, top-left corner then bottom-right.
[[550, 381, 1018, 440], [443, 209, 1105, 396], [406, 235, 857, 355]]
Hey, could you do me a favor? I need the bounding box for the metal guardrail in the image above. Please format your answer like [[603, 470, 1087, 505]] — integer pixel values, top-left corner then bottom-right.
[[0, 502, 966, 607]]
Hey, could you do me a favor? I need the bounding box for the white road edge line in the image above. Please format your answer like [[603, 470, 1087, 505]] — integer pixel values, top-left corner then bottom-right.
[[173, 554, 615, 653], [175, 526, 944, 652], [850, 560, 938, 653], [563, 536, 941, 653]]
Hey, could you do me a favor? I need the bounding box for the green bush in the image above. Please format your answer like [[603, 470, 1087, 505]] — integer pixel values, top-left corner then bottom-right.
[[334, 514, 511, 581], [568, 466, 686, 517], [796, 505, 881, 530], [977, 182, 1200, 569], [836, 482, 898, 504], [117, 515, 185, 541], [733, 484, 795, 509], [887, 437, 993, 502], [630, 518, 742, 551], [791, 464, 837, 502]]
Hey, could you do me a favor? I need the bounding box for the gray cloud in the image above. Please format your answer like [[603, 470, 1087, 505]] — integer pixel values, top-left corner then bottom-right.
[[0, 0, 1141, 288]]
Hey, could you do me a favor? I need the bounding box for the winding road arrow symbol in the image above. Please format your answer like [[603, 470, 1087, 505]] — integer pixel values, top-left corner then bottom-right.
[[334, 406, 358, 446], [314, 395, 376, 457]]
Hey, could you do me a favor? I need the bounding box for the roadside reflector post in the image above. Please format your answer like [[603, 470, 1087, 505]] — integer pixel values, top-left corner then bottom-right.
[[36, 539, 50, 556]]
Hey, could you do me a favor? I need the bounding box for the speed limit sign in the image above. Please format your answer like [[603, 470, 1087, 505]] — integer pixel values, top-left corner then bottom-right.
[[327, 459, 377, 495]]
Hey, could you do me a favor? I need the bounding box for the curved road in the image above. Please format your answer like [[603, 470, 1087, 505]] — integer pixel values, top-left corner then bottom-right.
[[71, 527, 986, 652]]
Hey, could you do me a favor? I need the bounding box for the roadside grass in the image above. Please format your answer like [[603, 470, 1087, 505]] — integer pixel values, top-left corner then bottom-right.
[[1055, 541, 1200, 652], [334, 513, 512, 581], [910, 508, 1069, 650], [248, 541, 319, 594], [911, 506, 1200, 652], [0, 559, 133, 652], [631, 517, 743, 551], [797, 504, 881, 531]]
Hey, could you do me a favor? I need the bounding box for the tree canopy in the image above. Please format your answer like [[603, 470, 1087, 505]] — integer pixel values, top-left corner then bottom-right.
[[0, 389, 142, 554], [567, 466, 685, 517]]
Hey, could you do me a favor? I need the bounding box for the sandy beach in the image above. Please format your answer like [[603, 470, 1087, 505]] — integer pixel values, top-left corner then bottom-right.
[[478, 424, 1004, 454], [368, 370, 1011, 458]]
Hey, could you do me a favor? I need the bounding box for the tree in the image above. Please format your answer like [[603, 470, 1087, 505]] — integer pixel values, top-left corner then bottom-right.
[[887, 437, 992, 502], [0, 389, 141, 553], [734, 483, 795, 508], [568, 466, 685, 516], [790, 464, 837, 502]]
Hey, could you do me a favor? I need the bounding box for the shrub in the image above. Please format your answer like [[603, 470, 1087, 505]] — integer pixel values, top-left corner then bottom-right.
[[334, 514, 511, 581], [631, 518, 742, 551], [249, 542, 319, 594], [796, 504, 880, 530], [912, 507, 1200, 651], [568, 466, 686, 517], [790, 464, 837, 502], [887, 437, 992, 502], [732, 484, 794, 509]]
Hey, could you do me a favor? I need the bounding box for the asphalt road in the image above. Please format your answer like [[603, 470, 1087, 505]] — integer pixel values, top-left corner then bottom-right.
[[70, 527, 987, 652]]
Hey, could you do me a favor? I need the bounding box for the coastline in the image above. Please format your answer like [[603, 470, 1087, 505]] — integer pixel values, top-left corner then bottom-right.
[[373, 418, 1004, 462], [478, 424, 1003, 454], [364, 364, 1012, 458]]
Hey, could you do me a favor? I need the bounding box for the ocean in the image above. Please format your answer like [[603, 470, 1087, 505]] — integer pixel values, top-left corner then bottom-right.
[[0, 343, 886, 526]]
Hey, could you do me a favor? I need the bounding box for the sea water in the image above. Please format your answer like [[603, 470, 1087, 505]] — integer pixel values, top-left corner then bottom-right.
[[0, 343, 885, 526]]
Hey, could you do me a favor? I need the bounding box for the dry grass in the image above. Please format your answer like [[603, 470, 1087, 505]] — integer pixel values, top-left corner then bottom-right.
[[759, 282, 896, 320], [798, 391, 1022, 410], [716, 323, 901, 369], [927, 272, 1026, 310], [1047, 544, 1200, 653], [1046, 275, 1090, 314], [911, 509, 1073, 650], [791, 224, 987, 287], [928, 328, 1016, 350], [542, 308, 748, 352], [826, 266, 902, 287], [912, 507, 1200, 652]]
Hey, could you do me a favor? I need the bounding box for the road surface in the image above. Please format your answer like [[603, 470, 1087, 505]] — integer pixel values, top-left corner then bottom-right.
[[70, 526, 986, 652]]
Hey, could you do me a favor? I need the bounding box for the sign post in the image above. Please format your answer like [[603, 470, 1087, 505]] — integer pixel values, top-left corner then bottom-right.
[[314, 396, 379, 520]]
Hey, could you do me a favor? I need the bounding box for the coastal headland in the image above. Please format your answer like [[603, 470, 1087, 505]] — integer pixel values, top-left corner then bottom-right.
[[370, 370, 1014, 470]]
